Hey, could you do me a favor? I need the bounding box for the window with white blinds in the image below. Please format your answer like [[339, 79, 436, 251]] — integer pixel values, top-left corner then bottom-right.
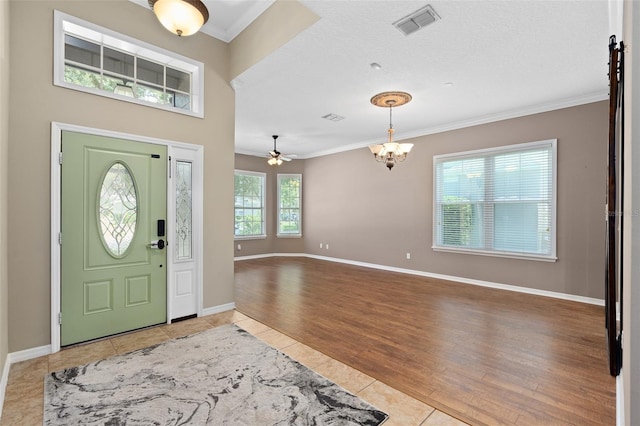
[[433, 139, 557, 261]]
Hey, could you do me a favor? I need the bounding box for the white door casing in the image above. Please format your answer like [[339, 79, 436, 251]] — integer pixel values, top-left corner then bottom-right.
[[51, 122, 204, 353]]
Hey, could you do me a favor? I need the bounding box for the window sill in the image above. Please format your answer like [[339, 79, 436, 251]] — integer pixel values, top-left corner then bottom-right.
[[234, 235, 267, 241], [277, 234, 302, 239], [432, 246, 557, 262], [56, 82, 205, 118]]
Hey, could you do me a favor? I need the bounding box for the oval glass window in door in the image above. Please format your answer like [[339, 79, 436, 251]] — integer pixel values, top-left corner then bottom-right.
[[98, 162, 138, 257]]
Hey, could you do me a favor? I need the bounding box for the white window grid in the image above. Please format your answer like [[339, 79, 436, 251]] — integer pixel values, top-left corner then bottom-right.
[[53, 10, 204, 118], [234, 170, 267, 239], [277, 174, 302, 238]]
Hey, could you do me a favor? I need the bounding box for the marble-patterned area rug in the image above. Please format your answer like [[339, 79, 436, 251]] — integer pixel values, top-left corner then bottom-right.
[[44, 324, 388, 425]]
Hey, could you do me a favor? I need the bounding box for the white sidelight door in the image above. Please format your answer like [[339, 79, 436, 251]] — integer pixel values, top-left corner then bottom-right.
[[168, 145, 203, 320]]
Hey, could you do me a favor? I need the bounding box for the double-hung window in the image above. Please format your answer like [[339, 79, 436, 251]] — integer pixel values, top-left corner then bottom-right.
[[277, 174, 302, 237], [54, 11, 204, 117], [234, 170, 266, 239], [433, 139, 557, 261]]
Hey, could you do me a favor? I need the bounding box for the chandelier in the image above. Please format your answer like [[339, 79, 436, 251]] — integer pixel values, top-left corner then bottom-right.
[[148, 0, 209, 37], [368, 91, 414, 170]]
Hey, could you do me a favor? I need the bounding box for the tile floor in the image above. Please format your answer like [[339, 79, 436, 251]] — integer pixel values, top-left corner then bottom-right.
[[0, 310, 468, 426]]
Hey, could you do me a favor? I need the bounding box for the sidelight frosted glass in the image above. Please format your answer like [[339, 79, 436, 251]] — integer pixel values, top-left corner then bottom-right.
[[99, 163, 138, 256], [176, 161, 192, 260]]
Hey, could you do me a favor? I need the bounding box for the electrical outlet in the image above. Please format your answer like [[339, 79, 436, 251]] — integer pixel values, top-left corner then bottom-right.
[[406, 252, 411, 260], [320, 243, 323, 249], [326, 244, 329, 250], [237, 244, 242, 251]]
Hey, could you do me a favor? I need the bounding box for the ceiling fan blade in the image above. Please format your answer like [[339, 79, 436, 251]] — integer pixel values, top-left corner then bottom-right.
[[281, 157, 292, 162]]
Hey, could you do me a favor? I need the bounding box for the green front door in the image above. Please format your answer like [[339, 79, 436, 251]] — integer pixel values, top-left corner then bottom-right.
[[61, 131, 167, 346]]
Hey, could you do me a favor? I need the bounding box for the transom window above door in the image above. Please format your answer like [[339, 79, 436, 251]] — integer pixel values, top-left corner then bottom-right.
[[53, 10, 204, 117]]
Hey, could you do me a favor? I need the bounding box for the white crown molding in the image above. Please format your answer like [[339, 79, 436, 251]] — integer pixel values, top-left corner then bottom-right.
[[300, 91, 609, 159], [400, 90, 609, 142], [235, 148, 272, 159], [199, 26, 230, 42], [201, 1, 276, 42], [224, 0, 276, 42], [128, 0, 274, 43]]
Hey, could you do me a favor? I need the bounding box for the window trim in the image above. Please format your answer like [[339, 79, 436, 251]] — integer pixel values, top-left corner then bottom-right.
[[277, 173, 302, 238], [432, 139, 558, 262], [53, 10, 204, 118], [234, 169, 267, 240]]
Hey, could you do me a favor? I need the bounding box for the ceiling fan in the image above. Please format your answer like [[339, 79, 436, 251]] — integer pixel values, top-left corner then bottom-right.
[[267, 135, 294, 165]]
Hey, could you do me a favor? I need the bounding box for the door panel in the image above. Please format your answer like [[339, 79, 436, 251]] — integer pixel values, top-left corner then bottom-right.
[[61, 131, 167, 346], [170, 150, 199, 319]]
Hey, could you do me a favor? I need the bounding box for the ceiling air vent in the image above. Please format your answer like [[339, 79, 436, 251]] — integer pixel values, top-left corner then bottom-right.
[[321, 113, 345, 122], [393, 5, 440, 36]]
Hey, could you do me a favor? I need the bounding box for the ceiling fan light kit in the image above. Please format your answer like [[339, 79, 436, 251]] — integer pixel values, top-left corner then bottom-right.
[[368, 91, 414, 170], [148, 0, 209, 37], [267, 135, 292, 166]]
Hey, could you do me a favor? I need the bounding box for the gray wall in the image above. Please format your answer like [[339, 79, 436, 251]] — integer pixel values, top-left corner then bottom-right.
[[8, 1, 235, 352], [623, 1, 639, 423], [234, 153, 305, 256], [303, 101, 607, 300], [0, 0, 10, 388]]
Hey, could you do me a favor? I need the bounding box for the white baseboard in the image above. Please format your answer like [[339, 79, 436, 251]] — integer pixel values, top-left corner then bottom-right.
[[234, 253, 305, 261], [8, 345, 52, 364], [0, 355, 9, 419], [201, 302, 236, 317], [617, 371, 625, 426], [1, 302, 235, 370], [237, 252, 605, 306], [0, 344, 51, 417], [0, 303, 238, 416]]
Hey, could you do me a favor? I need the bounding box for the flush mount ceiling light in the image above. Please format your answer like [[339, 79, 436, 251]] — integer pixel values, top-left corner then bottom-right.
[[368, 91, 414, 170], [148, 0, 209, 37], [114, 82, 134, 98]]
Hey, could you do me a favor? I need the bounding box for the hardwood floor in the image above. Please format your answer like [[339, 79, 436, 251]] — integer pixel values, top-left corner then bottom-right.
[[234, 256, 616, 426]]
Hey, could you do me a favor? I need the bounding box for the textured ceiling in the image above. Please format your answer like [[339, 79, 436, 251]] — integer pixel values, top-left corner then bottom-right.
[[232, 0, 610, 159], [133, 0, 610, 160]]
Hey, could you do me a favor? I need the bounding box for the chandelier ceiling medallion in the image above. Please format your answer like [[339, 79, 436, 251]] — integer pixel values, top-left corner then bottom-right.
[[148, 0, 209, 37], [368, 91, 414, 170]]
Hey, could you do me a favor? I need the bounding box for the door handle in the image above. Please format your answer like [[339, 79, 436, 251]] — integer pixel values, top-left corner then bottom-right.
[[148, 239, 166, 250]]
